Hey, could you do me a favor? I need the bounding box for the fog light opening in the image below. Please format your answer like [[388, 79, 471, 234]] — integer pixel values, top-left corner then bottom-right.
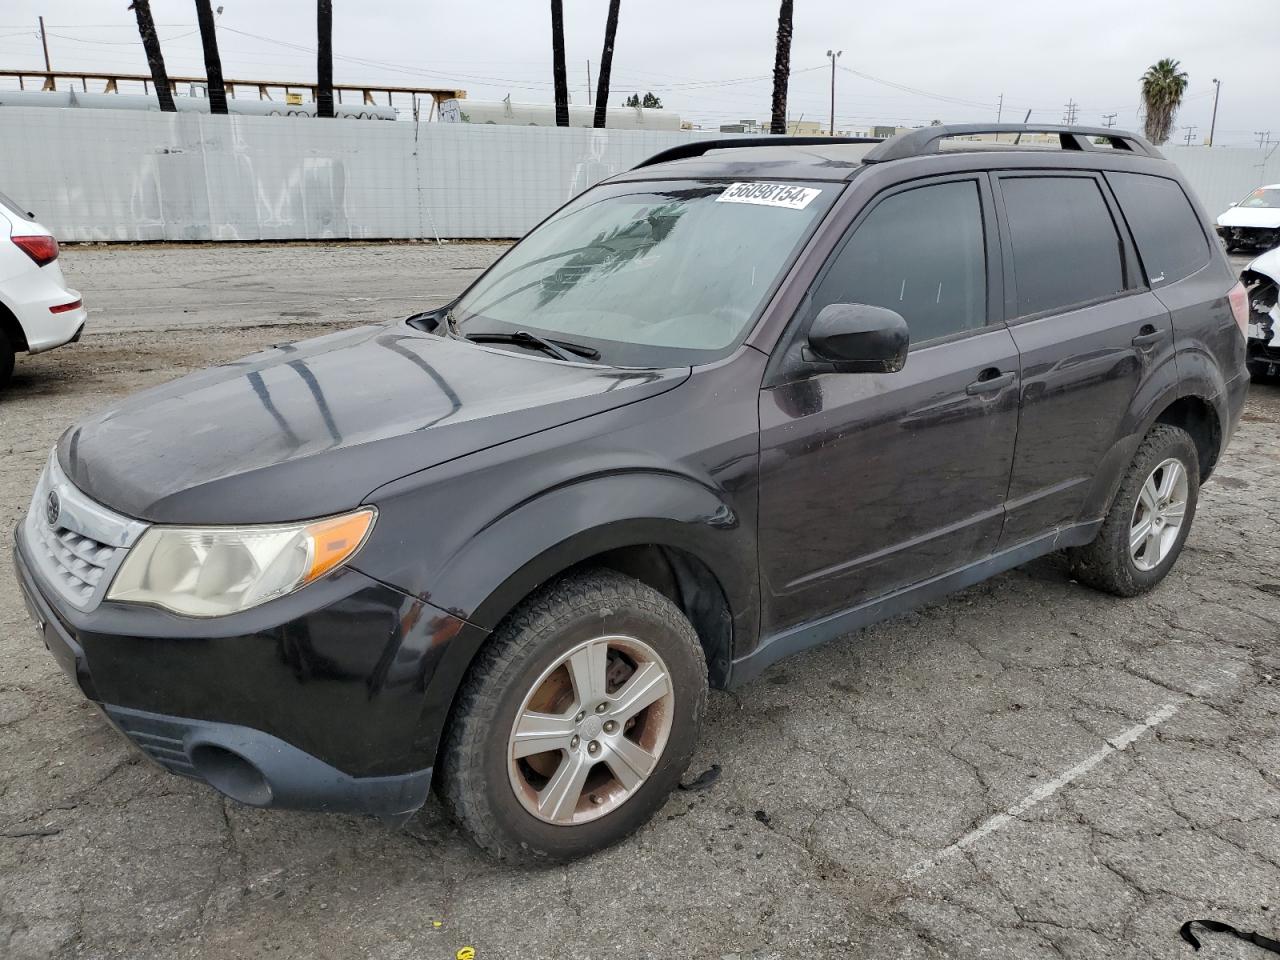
[[190, 745, 273, 807]]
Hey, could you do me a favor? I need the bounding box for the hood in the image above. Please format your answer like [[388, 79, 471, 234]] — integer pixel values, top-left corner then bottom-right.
[[1217, 206, 1280, 228], [60, 323, 687, 524], [1247, 246, 1280, 282]]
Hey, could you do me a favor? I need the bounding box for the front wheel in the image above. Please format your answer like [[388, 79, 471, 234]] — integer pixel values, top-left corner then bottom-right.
[[438, 569, 707, 862], [1067, 424, 1200, 597]]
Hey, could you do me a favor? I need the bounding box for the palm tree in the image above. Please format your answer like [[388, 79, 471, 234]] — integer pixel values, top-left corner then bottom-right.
[[129, 1, 175, 112], [593, 0, 621, 128], [769, 0, 793, 135], [550, 0, 569, 126], [316, 0, 334, 118], [1140, 58, 1189, 145], [193, 0, 227, 114]]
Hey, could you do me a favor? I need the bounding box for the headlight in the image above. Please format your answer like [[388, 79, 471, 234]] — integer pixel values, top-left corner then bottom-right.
[[107, 509, 376, 617]]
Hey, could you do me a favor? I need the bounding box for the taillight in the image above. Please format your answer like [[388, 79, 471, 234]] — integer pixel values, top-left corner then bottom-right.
[[1227, 281, 1249, 337], [12, 234, 59, 267]]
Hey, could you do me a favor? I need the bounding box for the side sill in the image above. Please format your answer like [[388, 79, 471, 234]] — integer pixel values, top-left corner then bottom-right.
[[729, 520, 1102, 688]]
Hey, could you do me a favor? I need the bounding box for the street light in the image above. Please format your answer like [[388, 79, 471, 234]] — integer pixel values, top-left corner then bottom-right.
[[826, 49, 842, 136]]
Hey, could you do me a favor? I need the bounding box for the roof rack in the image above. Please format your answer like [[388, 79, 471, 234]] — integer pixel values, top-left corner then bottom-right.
[[861, 124, 1161, 163], [632, 135, 883, 170]]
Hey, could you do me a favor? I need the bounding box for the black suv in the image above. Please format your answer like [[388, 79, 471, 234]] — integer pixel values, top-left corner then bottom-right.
[[14, 125, 1249, 862]]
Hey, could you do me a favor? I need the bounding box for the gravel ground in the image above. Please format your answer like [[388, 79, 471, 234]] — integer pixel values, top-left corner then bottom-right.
[[1, 244, 1279, 960]]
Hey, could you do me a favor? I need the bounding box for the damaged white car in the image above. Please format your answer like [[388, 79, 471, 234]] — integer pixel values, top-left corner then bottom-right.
[[1242, 247, 1280, 379], [1217, 184, 1280, 252]]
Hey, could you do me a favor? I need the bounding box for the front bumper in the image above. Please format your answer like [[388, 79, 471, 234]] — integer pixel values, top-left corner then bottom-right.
[[1217, 224, 1280, 250], [14, 530, 486, 818]]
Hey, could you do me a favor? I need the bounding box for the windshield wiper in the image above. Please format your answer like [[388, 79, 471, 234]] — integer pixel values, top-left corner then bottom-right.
[[465, 330, 600, 361]]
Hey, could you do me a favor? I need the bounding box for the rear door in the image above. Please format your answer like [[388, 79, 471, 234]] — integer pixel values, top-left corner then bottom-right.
[[992, 172, 1175, 547]]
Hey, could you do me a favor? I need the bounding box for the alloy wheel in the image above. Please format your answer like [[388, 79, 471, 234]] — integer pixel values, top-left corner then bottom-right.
[[1129, 457, 1189, 572], [507, 634, 675, 825]]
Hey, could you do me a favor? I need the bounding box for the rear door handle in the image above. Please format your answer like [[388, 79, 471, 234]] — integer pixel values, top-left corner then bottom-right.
[[1132, 325, 1165, 348], [965, 369, 1015, 396]]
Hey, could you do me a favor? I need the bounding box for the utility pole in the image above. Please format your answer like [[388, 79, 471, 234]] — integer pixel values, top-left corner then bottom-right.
[[826, 49, 842, 136], [1257, 131, 1272, 149], [996, 92, 1003, 123], [1102, 113, 1117, 129], [1061, 99, 1078, 125], [1207, 79, 1221, 146], [1182, 125, 1198, 146], [586, 60, 591, 105], [38, 15, 51, 80]]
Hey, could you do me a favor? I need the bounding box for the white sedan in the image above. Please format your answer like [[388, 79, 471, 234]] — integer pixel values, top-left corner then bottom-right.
[[1216, 184, 1280, 253], [0, 192, 86, 387]]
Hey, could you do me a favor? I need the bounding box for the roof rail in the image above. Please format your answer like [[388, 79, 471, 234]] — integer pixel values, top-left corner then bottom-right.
[[862, 124, 1162, 163], [632, 135, 883, 170]]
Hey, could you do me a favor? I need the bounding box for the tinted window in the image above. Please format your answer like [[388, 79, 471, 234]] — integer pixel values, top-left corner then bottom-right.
[[1001, 176, 1130, 316], [1107, 172, 1209, 286], [810, 180, 986, 343]]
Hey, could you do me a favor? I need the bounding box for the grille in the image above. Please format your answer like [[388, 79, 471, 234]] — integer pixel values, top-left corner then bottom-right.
[[21, 451, 148, 611], [30, 518, 116, 603], [104, 707, 201, 780]]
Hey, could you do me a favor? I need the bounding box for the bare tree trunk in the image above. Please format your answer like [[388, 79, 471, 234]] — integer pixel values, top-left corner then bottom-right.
[[593, 0, 621, 129], [130, 0, 175, 112], [194, 0, 227, 114], [316, 0, 335, 118], [551, 0, 569, 127], [769, 0, 793, 135]]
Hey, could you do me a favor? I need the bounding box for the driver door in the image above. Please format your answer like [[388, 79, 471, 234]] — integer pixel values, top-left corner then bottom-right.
[[756, 174, 1020, 633]]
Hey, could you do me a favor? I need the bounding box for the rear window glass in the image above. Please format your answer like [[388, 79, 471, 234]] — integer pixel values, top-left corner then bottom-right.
[[1000, 176, 1130, 317], [0, 191, 35, 222], [1107, 172, 1209, 287]]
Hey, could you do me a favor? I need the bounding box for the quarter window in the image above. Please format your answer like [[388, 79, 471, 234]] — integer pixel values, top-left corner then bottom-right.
[[809, 180, 987, 344], [1107, 172, 1209, 287], [1000, 176, 1131, 317]]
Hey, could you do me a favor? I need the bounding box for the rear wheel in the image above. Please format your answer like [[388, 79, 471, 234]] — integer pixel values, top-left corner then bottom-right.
[[1067, 424, 1200, 596], [0, 327, 13, 388], [439, 569, 707, 862]]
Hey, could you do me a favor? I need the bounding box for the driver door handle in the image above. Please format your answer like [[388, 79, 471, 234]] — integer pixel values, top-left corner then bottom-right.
[[1132, 325, 1165, 348], [965, 369, 1015, 396]]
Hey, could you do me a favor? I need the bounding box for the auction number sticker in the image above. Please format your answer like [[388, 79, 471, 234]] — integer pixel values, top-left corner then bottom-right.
[[716, 182, 822, 210]]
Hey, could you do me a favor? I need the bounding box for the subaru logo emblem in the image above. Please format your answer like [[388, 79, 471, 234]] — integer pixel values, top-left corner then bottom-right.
[[46, 491, 60, 528]]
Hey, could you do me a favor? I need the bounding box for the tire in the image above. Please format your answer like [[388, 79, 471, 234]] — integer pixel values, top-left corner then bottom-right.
[[1067, 424, 1200, 597], [0, 327, 13, 389], [438, 569, 707, 863]]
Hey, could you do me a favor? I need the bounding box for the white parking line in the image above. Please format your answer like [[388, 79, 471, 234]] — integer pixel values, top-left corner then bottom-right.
[[903, 701, 1179, 881]]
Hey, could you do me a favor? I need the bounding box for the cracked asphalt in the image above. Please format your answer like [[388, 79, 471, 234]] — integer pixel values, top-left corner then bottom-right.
[[2, 243, 1279, 960]]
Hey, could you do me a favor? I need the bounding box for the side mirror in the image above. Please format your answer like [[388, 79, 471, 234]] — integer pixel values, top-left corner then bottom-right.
[[803, 303, 909, 373]]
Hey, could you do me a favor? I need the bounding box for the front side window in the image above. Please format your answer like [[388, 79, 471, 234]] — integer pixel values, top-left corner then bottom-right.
[[1107, 172, 1209, 287], [807, 179, 987, 344], [1000, 176, 1132, 317], [1239, 187, 1280, 209], [808, 180, 988, 345], [451, 179, 837, 366]]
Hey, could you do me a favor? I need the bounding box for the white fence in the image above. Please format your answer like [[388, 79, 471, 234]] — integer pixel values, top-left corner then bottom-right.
[[3, 106, 1278, 242]]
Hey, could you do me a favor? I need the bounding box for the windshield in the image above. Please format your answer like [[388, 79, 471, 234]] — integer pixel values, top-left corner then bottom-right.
[[1239, 187, 1280, 209], [451, 179, 837, 365]]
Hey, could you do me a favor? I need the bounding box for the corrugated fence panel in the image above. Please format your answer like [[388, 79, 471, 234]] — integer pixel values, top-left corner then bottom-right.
[[5, 106, 1278, 242], [1164, 145, 1280, 220], [1, 107, 719, 241]]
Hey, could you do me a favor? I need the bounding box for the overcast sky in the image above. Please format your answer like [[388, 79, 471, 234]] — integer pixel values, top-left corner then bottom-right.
[[0, 0, 1273, 146]]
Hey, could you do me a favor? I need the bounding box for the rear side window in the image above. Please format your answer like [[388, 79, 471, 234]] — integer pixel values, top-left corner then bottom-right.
[[1107, 172, 1209, 287], [1000, 176, 1131, 317], [809, 179, 987, 344]]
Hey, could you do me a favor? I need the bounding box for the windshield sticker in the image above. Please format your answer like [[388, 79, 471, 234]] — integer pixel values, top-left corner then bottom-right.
[[716, 182, 822, 210]]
